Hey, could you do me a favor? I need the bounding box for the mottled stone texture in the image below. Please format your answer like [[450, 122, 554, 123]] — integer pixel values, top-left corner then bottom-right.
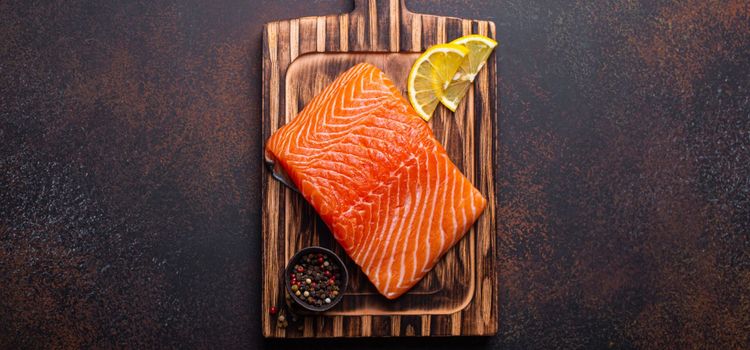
[[1, 0, 748, 349]]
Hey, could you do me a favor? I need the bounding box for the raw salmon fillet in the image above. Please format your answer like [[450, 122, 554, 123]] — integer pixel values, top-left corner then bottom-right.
[[265, 63, 486, 299]]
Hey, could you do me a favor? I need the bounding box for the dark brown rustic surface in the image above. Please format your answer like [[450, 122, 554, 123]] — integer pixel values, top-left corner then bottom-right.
[[1, 0, 748, 348]]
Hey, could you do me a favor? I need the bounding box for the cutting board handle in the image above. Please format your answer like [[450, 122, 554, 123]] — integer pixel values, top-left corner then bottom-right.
[[351, 0, 411, 18]]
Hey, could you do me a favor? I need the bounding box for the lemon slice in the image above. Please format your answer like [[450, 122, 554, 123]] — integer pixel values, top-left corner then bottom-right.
[[407, 43, 469, 121], [440, 35, 497, 112]]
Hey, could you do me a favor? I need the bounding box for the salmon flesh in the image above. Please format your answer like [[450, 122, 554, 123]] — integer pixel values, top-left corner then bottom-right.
[[265, 63, 486, 299]]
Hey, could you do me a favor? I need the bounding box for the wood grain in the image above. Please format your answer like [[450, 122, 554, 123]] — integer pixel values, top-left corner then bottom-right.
[[262, 0, 497, 337]]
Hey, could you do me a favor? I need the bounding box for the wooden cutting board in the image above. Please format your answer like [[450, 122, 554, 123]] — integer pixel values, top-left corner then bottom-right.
[[261, 0, 497, 338]]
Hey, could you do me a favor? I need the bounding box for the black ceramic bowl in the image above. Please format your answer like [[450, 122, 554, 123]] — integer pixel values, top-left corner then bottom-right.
[[284, 246, 348, 312]]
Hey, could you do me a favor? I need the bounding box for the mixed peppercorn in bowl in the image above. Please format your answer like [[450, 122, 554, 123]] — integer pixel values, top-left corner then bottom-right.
[[284, 246, 348, 312]]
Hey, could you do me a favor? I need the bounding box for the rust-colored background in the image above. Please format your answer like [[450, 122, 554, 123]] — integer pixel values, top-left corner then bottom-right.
[[1, 0, 748, 349]]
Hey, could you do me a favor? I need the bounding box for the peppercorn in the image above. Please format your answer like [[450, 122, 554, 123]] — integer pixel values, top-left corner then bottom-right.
[[289, 250, 344, 308]]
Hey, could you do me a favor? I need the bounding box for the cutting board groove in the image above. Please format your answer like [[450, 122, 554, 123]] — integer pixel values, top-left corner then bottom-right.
[[262, 0, 497, 337]]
